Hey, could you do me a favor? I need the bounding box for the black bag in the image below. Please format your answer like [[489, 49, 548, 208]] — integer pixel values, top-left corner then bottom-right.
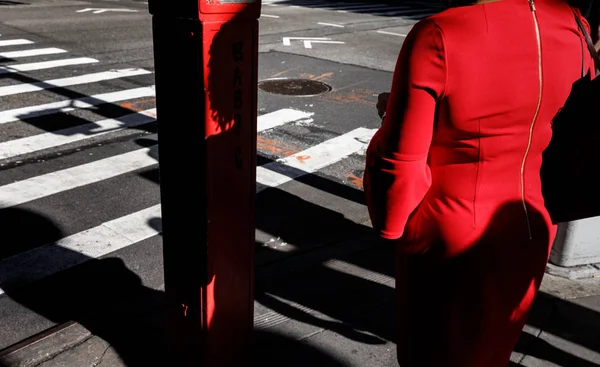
[[540, 10, 600, 223]]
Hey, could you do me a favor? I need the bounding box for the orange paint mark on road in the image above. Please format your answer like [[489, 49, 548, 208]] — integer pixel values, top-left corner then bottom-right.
[[348, 173, 364, 189], [296, 155, 311, 163], [299, 72, 334, 82], [120, 98, 156, 112], [322, 89, 375, 106], [257, 136, 297, 157]]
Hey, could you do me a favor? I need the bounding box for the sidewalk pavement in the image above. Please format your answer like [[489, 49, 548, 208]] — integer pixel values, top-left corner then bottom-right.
[[2, 231, 600, 367]]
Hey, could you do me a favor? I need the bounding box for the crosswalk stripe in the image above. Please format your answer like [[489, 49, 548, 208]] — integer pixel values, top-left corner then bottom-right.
[[257, 108, 313, 132], [0, 39, 34, 47], [0, 204, 162, 296], [0, 146, 158, 209], [0, 68, 153, 97], [0, 57, 99, 74], [256, 127, 376, 191], [0, 109, 157, 160], [0, 121, 374, 210], [0, 107, 311, 161], [0, 107, 317, 206], [0, 47, 67, 59], [0, 125, 376, 295], [0, 86, 156, 124]]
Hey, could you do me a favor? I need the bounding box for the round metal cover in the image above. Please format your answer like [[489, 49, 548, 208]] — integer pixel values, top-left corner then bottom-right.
[[258, 78, 332, 96]]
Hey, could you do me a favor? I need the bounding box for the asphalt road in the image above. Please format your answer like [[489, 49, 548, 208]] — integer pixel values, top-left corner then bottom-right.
[[0, 0, 446, 352]]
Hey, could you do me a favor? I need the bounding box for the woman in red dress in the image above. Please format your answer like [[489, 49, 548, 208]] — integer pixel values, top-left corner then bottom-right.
[[364, 0, 594, 366]]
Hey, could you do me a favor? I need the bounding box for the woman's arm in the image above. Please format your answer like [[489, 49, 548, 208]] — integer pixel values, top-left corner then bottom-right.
[[364, 19, 448, 241]]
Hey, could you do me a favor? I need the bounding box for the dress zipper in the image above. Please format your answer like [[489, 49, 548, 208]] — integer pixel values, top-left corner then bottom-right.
[[521, 0, 543, 240]]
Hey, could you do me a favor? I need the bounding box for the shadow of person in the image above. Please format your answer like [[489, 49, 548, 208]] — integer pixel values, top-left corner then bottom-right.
[[0, 207, 168, 367]]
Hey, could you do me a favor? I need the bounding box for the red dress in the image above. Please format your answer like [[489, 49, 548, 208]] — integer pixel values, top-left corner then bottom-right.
[[364, 1, 594, 366]]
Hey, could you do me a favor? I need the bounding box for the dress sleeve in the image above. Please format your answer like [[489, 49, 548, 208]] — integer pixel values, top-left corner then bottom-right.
[[364, 19, 447, 240]]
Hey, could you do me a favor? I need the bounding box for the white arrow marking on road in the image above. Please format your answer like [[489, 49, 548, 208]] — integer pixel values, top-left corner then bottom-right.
[[76, 8, 139, 14], [303, 40, 345, 49], [282, 37, 345, 49]]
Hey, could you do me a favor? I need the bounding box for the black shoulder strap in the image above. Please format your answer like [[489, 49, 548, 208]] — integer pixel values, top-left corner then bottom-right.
[[573, 9, 600, 75]]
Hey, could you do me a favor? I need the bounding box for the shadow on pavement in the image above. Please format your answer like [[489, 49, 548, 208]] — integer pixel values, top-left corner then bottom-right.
[[0, 67, 156, 146], [0, 208, 352, 367]]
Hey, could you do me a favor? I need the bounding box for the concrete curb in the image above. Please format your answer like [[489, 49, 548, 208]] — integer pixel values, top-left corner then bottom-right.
[[0, 322, 91, 367]]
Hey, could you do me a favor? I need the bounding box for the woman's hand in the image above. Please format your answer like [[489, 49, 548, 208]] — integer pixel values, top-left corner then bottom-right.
[[377, 92, 390, 119]]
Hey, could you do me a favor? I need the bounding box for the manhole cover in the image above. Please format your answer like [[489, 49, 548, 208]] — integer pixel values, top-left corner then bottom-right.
[[258, 78, 332, 96]]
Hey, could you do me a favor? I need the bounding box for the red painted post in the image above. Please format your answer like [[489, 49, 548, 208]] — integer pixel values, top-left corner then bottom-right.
[[148, 1, 260, 365]]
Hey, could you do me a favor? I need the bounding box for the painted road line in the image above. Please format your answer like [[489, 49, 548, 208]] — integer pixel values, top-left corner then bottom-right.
[[0, 68, 152, 97], [0, 145, 158, 209], [0, 129, 373, 293], [318, 22, 344, 28], [261, 14, 280, 18], [0, 39, 34, 47], [0, 57, 99, 74], [0, 109, 157, 160], [0, 107, 311, 205], [256, 127, 376, 191], [0, 204, 162, 296], [0, 107, 306, 160], [257, 108, 313, 132], [377, 30, 407, 37], [0, 86, 156, 124], [0, 47, 67, 59], [76, 8, 139, 14]]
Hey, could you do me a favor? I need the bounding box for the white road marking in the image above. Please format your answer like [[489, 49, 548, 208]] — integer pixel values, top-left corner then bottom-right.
[[257, 108, 313, 132], [256, 127, 376, 191], [0, 57, 99, 74], [0, 205, 162, 296], [0, 107, 315, 206], [377, 30, 407, 37], [261, 14, 280, 18], [0, 39, 34, 47], [0, 47, 67, 59], [0, 145, 158, 209], [0, 108, 310, 160], [282, 37, 345, 49], [318, 22, 345, 28], [0, 109, 157, 160], [0, 125, 375, 294], [76, 7, 139, 14], [304, 40, 345, 48], [0, 108, 382, 294], [0, 86, 156, 124], [0, 68, 152, 97]]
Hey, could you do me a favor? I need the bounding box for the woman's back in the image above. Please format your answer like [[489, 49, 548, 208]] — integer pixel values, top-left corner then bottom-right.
[[364, 1, 593, 365]]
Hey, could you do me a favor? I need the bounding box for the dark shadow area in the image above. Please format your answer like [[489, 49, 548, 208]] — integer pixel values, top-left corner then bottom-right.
[[252, 196, 600, 366], [0, 208, 353, 367], [512, 292, 600, 366], [0, 208, 167, 366], [0, 207, 64, 259], [0, 0, 25, 5], [257, 154, 365, 205], [263, 0, 447, 20]]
